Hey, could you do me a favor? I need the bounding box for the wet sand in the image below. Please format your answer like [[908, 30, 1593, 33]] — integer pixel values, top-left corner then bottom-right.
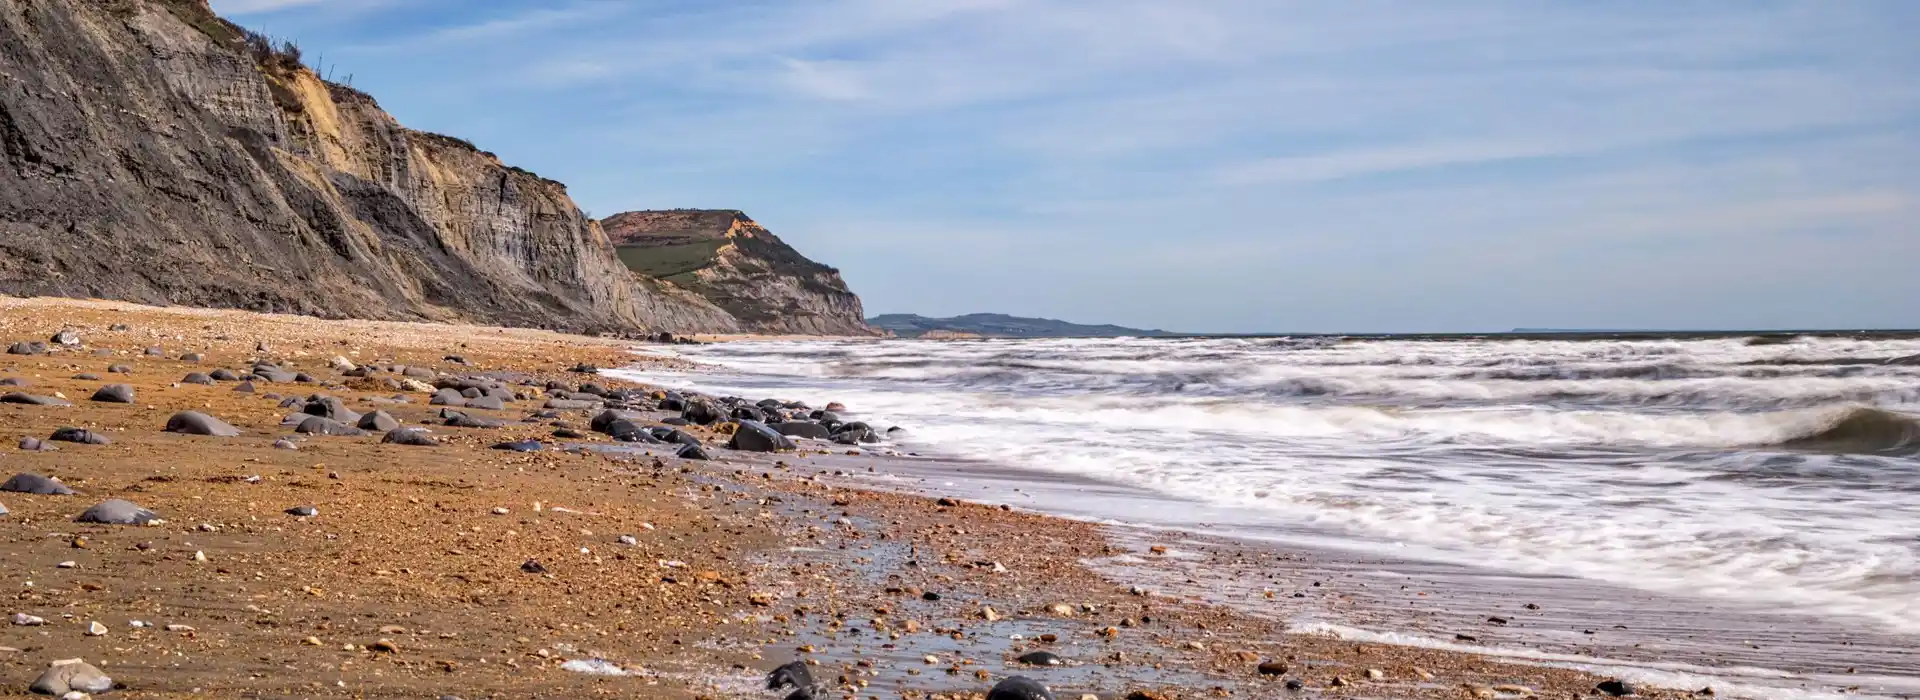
[[0, 296, 1717, 698]]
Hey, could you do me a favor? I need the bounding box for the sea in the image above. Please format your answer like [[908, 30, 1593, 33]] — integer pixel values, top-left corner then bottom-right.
[[612, 334, 1920, 697]]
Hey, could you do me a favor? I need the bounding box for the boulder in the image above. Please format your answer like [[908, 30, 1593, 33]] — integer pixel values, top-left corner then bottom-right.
[[50, 330, 81, 346], [29, 659, 113, 696], [252, 365, 298, 383], [49, 427, 112, 445], [2, 473, 75, 495], [165, 411, 243, 437], [209, 368, 242, 381], [590, 409, 647, 434], [182, 372, 215, 385], [75, 499, 160, 525], [443, 411, 507, 429], [430, 388, 467, 406], [181, 352, 204, 362], [1, 392, 71, 406], [466, 395, 507, 411], [295, 416, 368, 436], [6, 341, 47, 355], [676, 443, 711, 461], [834, 425, 880, 445], [731, 406, 767, 423], [89, 384, 135, 404], [17, 437, 56, 452], [302, 395, 362, 423], [358, 410, 401, 432], [987, 676, 1055, 700], [233, 380, 256, 393], [683, 400, 724, 425], [491, 439, 545, 452], [0, 377, 26, 386], [650, 427, 701, 446], [773, 422, 833, 440], [108, 364, 132, 373], [727, 420, 796, 453], [382, 428, 439, 446], [766, 661, 812, 694], [1016, 651, 1063, 666]]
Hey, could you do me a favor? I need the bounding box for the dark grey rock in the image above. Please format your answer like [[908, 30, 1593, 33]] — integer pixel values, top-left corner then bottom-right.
[[382, 428, 439, 446], [466, 395, 506, 411], [0, 392, 70, 406], [1015, 651, 1063, 666], [286, 505, 318, 517], [50, 330, 81, 346], [1597, 680, 1635, 697], [773, 422, 832, 439], [273, 438, 299, 450], [76, 498, 159, 525], [651, 427, 701, 446], [49, 427, 112, 445], [2, 472, 75, 495], [987, 676, 1054, 700], [108, 364, 132, 373], [676, 443, 710, 460], [358, 410, 400, 432], [553, 428, 587, 439], [144, 346, 164, 356], [590, 409, 646, 434], [302, 395, 362, 423], [430, 388, 467, 407], [233, 380, 256, 393], [6, 341, 47, 355], [181, 352, 204, 362], [766, 661, 813, 694], [209, 368, 242, 381], [165, 411, 243, 437], [491, 439, 544, 452], [683, 400, 724, 425], [182, 372, 215, 385], [17, 437, 55, 452], [72, 372, 102, 381], [0, 377, 26, 386], [89, 384, 135, 404], [833, 426, 880, 445], [727, 420, 796, 452], [296, 415, 368, 436], [544, 398, 599, 410], [443, 411, 506, 429]]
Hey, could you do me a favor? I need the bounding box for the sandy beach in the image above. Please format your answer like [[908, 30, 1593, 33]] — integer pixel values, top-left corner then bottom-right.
[[0, 296, 1717, 699]]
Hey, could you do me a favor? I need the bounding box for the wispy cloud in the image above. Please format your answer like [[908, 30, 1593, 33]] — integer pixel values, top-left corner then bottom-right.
[[221, 0, 1920, 331]]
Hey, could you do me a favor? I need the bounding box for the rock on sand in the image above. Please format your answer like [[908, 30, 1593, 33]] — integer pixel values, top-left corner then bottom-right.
[[75, 499, 159, 525], [165, 411, 243, 437]]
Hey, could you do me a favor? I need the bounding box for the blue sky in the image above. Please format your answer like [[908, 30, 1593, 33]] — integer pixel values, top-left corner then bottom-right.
[[210, 0, 1918, 333]]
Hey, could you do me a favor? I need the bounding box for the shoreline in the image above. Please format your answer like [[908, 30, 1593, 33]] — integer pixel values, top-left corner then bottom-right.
[[0, 296, 1842, 698]]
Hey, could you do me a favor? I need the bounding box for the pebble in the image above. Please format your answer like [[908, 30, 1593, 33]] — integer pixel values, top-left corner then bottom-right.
[[616, 535, 637, 546], [1256, 661, 1288, 676], [13, 613, 47, 626], [1367, 668, 1385, 680], [84, 621, 107, 636], [491, 507, 510, 515], [56, 561, 76, 569], [1016, 650, 1064, 666], [286, 506, 318, 517]]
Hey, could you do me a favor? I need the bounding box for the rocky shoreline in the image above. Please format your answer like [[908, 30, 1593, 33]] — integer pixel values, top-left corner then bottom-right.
[[0, 296, 1687, 699]]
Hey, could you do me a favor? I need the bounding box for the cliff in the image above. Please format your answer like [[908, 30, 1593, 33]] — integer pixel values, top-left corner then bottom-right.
[[0, 0, 742, 333], [602, 210, 874, 336]]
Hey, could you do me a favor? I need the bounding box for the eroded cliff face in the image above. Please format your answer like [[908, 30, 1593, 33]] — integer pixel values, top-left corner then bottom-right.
[[602, 210, 875, 336], [0, 0, 740, 333]]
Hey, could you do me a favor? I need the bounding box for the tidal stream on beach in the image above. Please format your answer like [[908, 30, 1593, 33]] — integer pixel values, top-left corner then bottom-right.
[[613, 335, 1920, 698]]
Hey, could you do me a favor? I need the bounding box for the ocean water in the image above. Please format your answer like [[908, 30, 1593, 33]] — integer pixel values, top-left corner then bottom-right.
[[614, 335, 1920, 638]]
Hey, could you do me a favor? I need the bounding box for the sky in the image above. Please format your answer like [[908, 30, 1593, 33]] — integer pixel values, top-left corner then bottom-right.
[[209, 0, 1919, 334]]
